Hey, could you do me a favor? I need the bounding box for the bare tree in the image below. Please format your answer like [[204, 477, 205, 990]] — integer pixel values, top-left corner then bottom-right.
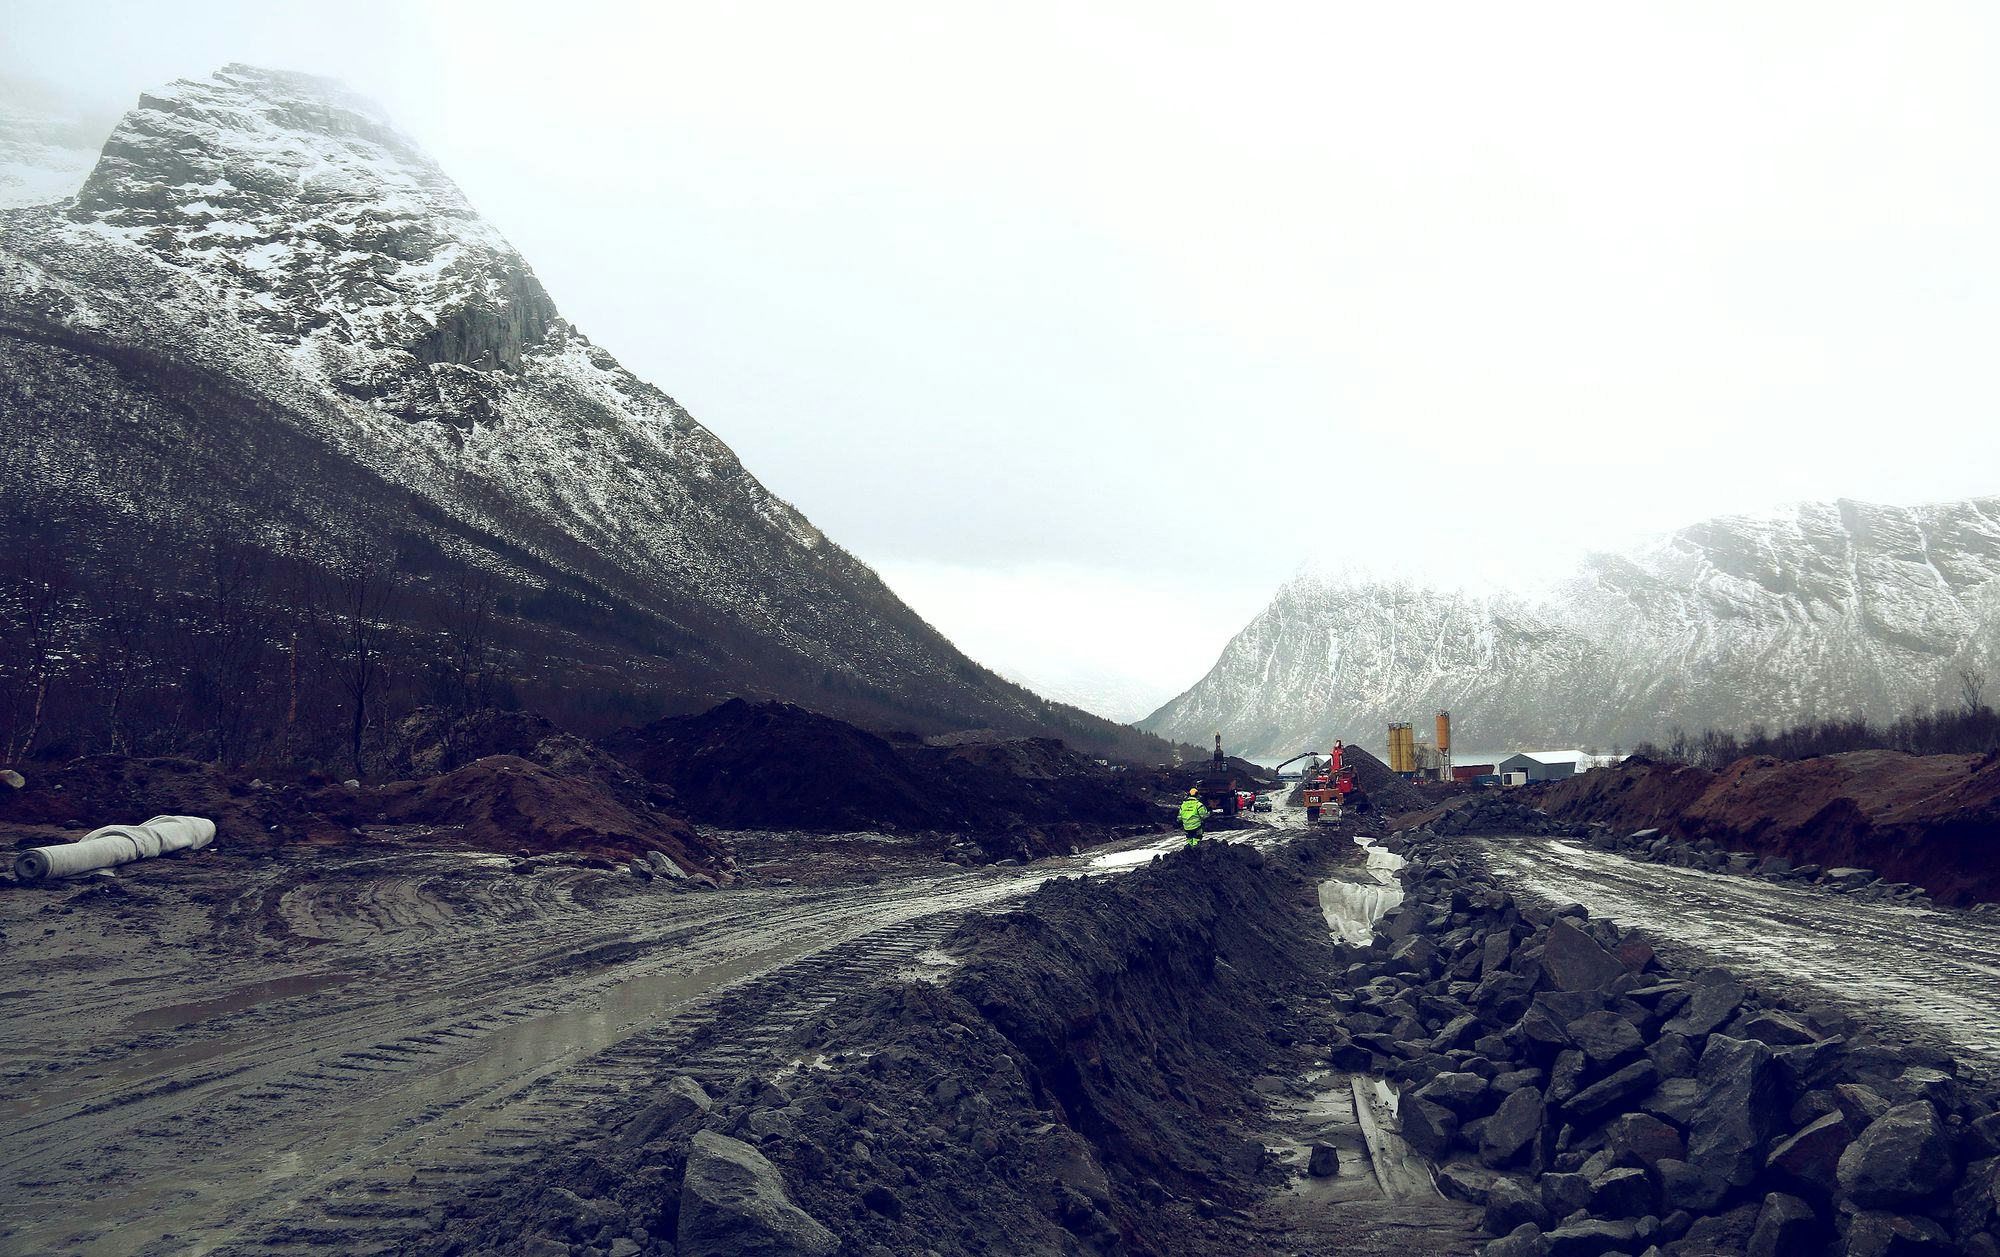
[[0, 527, 78, 762], [1961, 669, 1988, 715], [431, 563, 501, 712], [303, 546, 400, 777]]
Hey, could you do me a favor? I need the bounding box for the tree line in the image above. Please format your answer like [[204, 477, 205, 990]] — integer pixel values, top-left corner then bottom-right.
[[0, 508, 517, 776], [1632, 671, 2000, 770]]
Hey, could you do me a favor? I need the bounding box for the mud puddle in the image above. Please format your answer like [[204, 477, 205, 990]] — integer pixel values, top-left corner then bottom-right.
[[125, 971, 358, 1032]]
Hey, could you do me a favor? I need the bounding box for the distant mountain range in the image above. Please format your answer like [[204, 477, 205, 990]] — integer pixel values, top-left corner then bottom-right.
[[1142, 497, 2000, 759], [0, 64, 1165, 759]]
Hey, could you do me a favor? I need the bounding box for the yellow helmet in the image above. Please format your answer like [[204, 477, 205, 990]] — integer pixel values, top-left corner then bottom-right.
[[1188, 787, 1200, 796]]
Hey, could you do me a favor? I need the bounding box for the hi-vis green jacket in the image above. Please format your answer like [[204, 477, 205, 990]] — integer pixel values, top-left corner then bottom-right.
[[1178, 797, 1210, 831]]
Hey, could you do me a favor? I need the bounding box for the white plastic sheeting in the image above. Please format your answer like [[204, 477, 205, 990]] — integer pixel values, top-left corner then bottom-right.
[[12, 815, 215, 883], [1318, 836, 1408, 947]]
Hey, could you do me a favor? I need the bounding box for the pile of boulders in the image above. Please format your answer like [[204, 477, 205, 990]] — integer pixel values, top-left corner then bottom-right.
[[1324, 842, 2000, 1256], [1428, 796, 1594, 840]]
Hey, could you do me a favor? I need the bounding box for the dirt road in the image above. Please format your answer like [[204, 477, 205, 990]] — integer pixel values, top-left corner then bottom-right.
[[0, 836, 1123, 1255], [1475, 834, 2000, 1077]]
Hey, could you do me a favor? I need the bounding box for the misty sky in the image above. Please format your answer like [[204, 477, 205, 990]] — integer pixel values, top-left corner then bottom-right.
[[6, 2, 1996, 719]]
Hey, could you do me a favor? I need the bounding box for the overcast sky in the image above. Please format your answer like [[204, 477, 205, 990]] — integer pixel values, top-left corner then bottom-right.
[[6, 2, 1997, 718]]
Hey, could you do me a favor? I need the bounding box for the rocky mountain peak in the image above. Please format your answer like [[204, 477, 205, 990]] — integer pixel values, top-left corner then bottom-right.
[[65, 63, 555, 415]]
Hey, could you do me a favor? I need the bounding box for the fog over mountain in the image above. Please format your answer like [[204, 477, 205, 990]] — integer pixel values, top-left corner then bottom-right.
[[1144, 496, 2000, 758]]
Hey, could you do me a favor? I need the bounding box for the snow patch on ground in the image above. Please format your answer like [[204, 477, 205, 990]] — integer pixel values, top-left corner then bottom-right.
[[1318, 835, 1406, 946]]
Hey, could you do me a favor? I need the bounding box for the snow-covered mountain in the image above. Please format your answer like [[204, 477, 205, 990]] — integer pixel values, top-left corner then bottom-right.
[[1143, 497, 2000, 758], [0, 65, 1161, 757]]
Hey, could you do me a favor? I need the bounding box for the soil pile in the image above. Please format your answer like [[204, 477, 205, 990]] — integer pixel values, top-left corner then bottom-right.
[[1337, 833, 2000, 1256], [430, 835, 1355, 1257], [369, 756, 714, 872], [1537, 750, 2000, 905], [1, 711, 727, 875], [0, 755, 336, 848], [1340, 742, 1434, 817], [602, 699, 1169, 853]]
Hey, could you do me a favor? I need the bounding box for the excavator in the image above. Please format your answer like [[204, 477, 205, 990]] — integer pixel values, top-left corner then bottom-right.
[[1300, 741, 1365, 824], [1195, 734, 1242, 819]]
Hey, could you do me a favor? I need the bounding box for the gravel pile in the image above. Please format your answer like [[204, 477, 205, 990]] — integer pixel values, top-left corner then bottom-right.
[[1327, 835, 2000, 1256]]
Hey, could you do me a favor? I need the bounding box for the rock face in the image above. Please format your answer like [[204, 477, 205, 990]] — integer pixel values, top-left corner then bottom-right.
[[677, 1130, 838, 1257], [0, 64, 1158, 759], [1143, 497, 2000, 756]]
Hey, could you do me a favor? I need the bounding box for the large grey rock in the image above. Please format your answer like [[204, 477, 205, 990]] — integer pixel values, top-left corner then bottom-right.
[[1747, 1192, 1819, 1257], [1483, 1223, 1546, 1257], [1565, 1011, 1644, 1066], [678, 1130, 838, 1257], [1603, 1111, 1683, 1171], [1542, 1218, 1637, 1257], [1737, 1009, 1818, 1047], [1401, 1095, 1459, 1159], [1586, 1165, 1654, 1218], [1658, 1157, 1729, 1213], [1564, 1059, 1658, 1127], [617, 1075, 714, 1149], [1688, 1035, 1783, 1188], [1840, 1210, 1955, 1256], [1417, 1071, 1491, 1117], [1662, 978, 1746, 1039], [1543, 917, 1628, 991], [1482, 1086, 1548, 1168], [1766, 1111, 1854, 1197], [1837, 1102, 1955, 1209]]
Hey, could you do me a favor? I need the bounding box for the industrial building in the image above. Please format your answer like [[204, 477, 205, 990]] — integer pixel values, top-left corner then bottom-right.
[[1496, 750, 1602, 784]]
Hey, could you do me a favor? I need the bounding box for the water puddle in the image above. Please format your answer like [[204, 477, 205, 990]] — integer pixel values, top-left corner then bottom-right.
[[125, 971, 358, 1031], [1318, 836, 1406, 946]]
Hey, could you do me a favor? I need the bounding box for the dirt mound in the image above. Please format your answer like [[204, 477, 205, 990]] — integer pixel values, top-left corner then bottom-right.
[[0, 755, 304, 848], [432, 834, 1354, 1257], [372, 755, 714, 871], [1537, 750, 2000, 905], [602, 699, 1168, 854], [1337, 742, 1434, 815], [603, 699, 947, 832]]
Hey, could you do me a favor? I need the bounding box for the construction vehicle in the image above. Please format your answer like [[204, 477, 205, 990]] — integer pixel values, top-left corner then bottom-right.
[[1195, 734, 1241, 819], [1301, 741, 1367, 823]]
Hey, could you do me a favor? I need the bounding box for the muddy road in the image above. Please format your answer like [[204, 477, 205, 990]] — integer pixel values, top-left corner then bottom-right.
[[1476, 833, 2000, 1077], [0, 836, 1149, 1255]]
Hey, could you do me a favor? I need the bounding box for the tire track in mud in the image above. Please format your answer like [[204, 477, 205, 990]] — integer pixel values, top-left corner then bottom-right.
[[1475, 834, 2000, 1075], [0, 862, 1055, 1256]]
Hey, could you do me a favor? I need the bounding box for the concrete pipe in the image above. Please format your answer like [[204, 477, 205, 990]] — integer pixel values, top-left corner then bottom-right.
[[12, 815, 216, 883]]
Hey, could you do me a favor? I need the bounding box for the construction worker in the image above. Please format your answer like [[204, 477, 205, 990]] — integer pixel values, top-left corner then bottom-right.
[[1179, 787, 1210, 848]]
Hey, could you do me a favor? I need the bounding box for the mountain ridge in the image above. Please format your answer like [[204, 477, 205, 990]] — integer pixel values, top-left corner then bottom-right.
[[1142, 495, 2000, 758], [0, 64, 1168, 761]]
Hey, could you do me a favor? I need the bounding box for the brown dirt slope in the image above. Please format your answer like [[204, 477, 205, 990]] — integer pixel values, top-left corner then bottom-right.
[[371, 755, 713, 872], [1538, 750, 2000, 904]]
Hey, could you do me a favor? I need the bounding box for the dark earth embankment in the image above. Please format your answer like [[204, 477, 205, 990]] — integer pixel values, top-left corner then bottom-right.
[[1534, 751, 2000, 905], [3, 699, 1179, 880], [602, 698, 1169, 857], [420, 834, 1358, 1256]]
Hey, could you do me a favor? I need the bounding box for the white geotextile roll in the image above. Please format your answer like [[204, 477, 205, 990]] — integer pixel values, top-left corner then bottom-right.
[[12, 815, 215, 883]]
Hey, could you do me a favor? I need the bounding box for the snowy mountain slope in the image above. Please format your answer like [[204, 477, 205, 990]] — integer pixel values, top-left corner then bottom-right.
[[1143, 497, 2000, 758], [0, 65, 1163, 757]]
